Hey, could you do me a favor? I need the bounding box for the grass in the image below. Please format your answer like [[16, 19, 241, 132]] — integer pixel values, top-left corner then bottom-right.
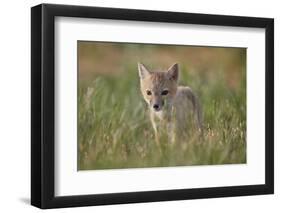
[[78, 64, 246, 170]]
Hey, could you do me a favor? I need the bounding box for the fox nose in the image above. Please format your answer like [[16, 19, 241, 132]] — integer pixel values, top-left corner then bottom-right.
[[153, 104, 159, 110]]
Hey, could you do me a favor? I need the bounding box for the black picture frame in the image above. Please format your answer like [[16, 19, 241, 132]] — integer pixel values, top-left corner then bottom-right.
[[31, 3, 274, 209]]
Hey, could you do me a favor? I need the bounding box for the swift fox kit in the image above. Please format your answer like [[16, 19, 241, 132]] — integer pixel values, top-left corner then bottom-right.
[[138, 63, 203, 145]]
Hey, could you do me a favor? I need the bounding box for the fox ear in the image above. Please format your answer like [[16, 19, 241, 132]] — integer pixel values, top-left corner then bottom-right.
[[167, 63, 179, 81], [138, 63, 151, 79]]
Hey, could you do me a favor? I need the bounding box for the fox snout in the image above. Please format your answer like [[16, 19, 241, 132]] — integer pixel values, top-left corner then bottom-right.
[[151, 96, 164, 112]]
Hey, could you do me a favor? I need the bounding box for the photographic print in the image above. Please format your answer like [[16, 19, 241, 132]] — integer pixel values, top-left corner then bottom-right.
[[78, 41, 246, 170]]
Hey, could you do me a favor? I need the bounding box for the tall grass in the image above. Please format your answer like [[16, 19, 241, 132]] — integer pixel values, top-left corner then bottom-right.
[[78, 63, 246, 170]]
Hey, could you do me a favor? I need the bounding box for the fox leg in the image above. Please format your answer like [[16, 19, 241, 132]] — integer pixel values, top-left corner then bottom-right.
[[167, 122, 176, 144], [166, 108, 176, 144], [150, 112, 161, 149]]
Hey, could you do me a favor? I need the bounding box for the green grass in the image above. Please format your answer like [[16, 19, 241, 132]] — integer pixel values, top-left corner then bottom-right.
[[78, 65, 246, 170]]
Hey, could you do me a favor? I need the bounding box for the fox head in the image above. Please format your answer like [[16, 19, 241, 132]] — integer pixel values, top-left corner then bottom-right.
[[138, 63, 179, 112]]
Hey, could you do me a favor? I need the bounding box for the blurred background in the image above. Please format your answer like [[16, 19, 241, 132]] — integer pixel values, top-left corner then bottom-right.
[[79, 41, 246, 90], [78, 41, 246, 170]]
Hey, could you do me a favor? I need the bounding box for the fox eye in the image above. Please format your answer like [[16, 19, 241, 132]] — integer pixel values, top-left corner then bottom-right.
[[161, 90, 169, 95], [146, 90, 152, 96]]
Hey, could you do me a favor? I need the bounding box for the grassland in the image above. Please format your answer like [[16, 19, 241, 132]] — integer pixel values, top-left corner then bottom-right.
[[78, 51, 246, 170]]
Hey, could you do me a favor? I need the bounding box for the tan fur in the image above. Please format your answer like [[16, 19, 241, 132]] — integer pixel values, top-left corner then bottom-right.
[[138, 63, 203, 146]]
